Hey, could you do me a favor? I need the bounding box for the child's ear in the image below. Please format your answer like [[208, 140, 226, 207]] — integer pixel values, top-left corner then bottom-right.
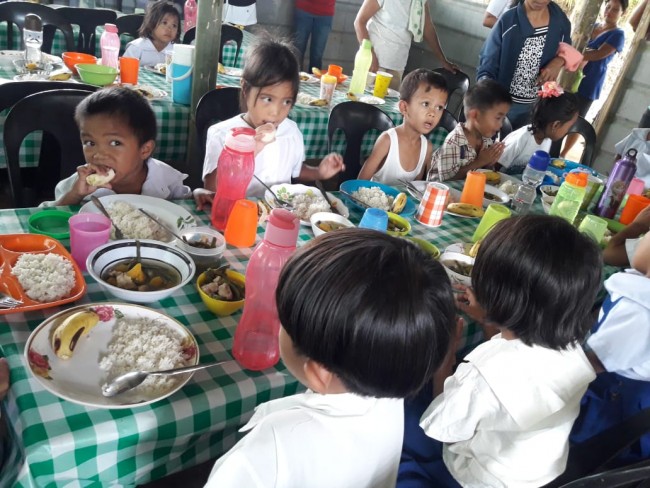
[[140, 140, 156, 160], [398, 99, 408, 115], [303, 359, 336, 394], [467, 108, 479, 121]]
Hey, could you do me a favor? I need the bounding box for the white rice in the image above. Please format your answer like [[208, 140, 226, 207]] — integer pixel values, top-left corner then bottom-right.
[[11, 253, 75, 302], [352, 187, 395, 211], [99, 317, 189, 396], [290, 192, 330, 221], [107, 201, 167, 241]]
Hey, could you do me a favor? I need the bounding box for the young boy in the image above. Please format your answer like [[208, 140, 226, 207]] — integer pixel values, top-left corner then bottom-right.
[[571, 231, 650, 463], [43, 87, 191, 206], [205, 230, 456, 488], [428, 79, 511, 182], [603, 205, 650, 267], [358, 69, 448, 186]]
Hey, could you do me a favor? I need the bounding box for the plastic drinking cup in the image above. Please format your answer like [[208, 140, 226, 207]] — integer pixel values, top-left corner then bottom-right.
[[327, 64, 343, 78], [69, 213, 111, 272], [460, 171, 487, 208], [224, 199, 258, 247], [416, 182, 449, 228], [373, 71, 393, 99], [320, 74, 337, 103], [580, 174, 604, 211], [119, 56, 139, 84], [472, 204, 511, 243], [578, 214, 608, 243], [359, 208, 389, 232], [619, 194, 650, 225], [164, 52, 173, 82], [511, 184, 536, 214], [627, 177, 646, 196]]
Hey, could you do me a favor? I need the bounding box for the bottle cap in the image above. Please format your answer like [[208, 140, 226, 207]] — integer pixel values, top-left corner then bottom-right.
[[322, 74, 337, 84], [172, 43, 194, 66], [25, 14, 42, 32], [527, 150, 550, 172], [565, 172, 587, 187], [361, 39, 372, 49], [265, 209, 299, 248], [225, 127, 255, 153], [626, 148, 638, 162], [105, 23, 118, 33]]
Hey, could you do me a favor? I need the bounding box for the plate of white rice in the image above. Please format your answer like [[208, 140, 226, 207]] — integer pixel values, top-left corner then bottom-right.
[[11, 253, 76, 302], [264, 184, 350, 225], [79, 194, 196, 241], [24, 303, 200, 409]]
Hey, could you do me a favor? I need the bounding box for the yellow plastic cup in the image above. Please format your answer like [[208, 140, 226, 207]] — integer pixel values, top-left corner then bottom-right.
[[373, 71, 393, 99], [471, 204, 511, 243]]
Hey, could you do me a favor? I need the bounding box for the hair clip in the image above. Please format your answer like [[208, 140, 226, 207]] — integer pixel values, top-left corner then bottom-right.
[[538, 81, 564, 98]]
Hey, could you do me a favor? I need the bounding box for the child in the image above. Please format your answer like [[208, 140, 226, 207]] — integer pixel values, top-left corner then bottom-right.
[[197, 37, 344, 207], [44, 87, 191, 206], [613, 127, 650, 187], [358, 69, 448, 186], [400, 215, 602, 488], [603, 205, 650, 267], [427, 79, 511, 182], [123, 1, 180, 67], [205, 229, 457, 488], [499, 83, 579, 174], [570, 231, 650, 464]]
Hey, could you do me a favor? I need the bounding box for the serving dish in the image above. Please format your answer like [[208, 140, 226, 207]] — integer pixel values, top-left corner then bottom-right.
[[264, 184, 349, 225]]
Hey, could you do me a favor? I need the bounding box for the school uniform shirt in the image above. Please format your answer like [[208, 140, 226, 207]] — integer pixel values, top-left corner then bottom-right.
[[420, 335, 596, 488], [367, 0, 413, 72], [205, 391, 404, 488], [43, 157, 191, 206], [372, 128, 428, 186], [587, 270, 650, 381], [203, 115, 305, 199], [427, 123, 493, 182], [614, 128, 650, 187], [499, 125, 552, 172], [123, 37, 173, 67]]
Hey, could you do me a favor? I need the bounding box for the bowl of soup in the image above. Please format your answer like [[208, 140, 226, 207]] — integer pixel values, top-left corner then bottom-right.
[[310, 212, 355, 237], [482, 185, 511, 207], [86, 239, 195, 303], [439, 251, 474, 287]]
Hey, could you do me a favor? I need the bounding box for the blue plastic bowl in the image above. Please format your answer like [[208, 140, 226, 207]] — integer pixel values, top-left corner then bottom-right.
[[339, 179, 416, 218], [543, 158, 601, 186]]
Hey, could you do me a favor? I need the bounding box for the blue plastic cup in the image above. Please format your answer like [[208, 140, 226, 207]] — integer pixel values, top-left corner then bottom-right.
[[358, 208, 389, 232]]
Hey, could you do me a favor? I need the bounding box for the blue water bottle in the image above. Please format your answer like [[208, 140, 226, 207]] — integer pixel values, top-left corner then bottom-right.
[[171, 44, 194, 105]]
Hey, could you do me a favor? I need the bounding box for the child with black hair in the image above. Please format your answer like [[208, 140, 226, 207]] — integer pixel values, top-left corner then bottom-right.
[[499, 82, 579, 173], [123, 1, 180, 66], [196, 37, 343, 208], [205, 229, 457, 488], [358, 69, 448, 186], [44, 86, 190, 206], [428, 79, 511, 182], [400, 215, 602, 488]]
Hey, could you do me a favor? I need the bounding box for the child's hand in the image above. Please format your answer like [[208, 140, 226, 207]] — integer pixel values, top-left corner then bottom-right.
[[474, 142, 505, 168], [632, 205, 650, 229], [454, 285, 486, 322], [193, 188, 215, 211], [254, 123, 276, 155], [317, 153, 345, 180], [65, 164, 109, 203]]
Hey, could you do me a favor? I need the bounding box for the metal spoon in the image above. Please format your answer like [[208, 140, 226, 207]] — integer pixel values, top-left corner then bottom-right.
[[252, 175, 293, 208], [90, 195, 124, 240], [137, 208, 184, 241], [314, 180, 340, 215], [101, 360, 229, 397]]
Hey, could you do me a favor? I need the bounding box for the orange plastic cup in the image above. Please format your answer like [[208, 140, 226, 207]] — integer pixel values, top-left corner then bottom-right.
[[119, 57, 139, 85], [460, 171, 487, 208], [224, 199, 258, 247], [327, 64, 342, 78], [619, 194, 650, 225]]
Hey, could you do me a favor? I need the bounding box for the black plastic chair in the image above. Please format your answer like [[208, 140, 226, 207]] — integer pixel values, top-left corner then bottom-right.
[[0, 2, 74, 54], [96, 0, 123, 11], [4, 89, 93, 208], [183, 25, 243, 66], [182, 25, 195, 44], [640, 107, 650, 129], [58, 7, 117, 55], [327, 101, 395, 183], [549, 116, 597, 167], [437, 109, 458, 134], [433, 67, 470, 120], [115, 13, 144, 39]]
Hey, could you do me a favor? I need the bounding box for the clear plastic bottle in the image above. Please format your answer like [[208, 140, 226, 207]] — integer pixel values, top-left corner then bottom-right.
[[595, 149, 638, 219], [522, 150, 550, 187], [233, 209, 300, 371], [24, 14, 43, 66], [550, 172, 587, 224], [183, 0, 197, 32], [211, 128, 256, 231], [349, 39, 372, 96], [100, 23, 120, 70]]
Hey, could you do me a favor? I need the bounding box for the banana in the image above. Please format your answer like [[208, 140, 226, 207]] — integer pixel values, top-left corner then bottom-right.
[[311, 67, 323, 77], [308, 98, 328, 107], [218, 62, 226, 75], [391, 192, 408, 214], [346, 92, 359, 102], [482, 171, 501, 185], [49, 68, 72, 81], [51, 310, 101, 360], [447, 203, 484, 218], [468, 240, 482, 258]]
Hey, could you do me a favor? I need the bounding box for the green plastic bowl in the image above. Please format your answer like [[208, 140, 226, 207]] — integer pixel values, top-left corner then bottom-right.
[[75, 63, 118, 86], [406, 237, 440, 260], [28, 210, 74, 239]]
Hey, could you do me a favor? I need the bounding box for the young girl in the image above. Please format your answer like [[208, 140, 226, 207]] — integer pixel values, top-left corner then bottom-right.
[[399, 215, 602, 488], [498, 82, 579, 174], [196, 37, 344, 206], [123, 1, 180, 67]]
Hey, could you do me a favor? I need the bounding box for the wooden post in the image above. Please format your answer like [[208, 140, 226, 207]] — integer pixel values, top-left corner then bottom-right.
[[186, 0, 223, 189]]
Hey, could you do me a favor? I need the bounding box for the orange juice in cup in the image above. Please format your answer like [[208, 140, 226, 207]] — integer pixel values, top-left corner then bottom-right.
[[373, 71, 393, 99]]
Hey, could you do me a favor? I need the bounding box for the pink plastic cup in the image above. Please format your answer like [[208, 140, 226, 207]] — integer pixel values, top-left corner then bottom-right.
[[69, 213, 111, 271]]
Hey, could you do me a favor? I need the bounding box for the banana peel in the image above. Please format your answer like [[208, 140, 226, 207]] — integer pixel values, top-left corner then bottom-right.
[[308, 98, 328, 107], [51, 310, 100, 359], [391, 192, 408, 214], [447, 203, 484, 218]]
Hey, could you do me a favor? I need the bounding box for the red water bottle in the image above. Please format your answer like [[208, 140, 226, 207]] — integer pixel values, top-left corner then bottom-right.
[[184, 0, 197, 32], [211, 128, 256, 231], [233, 209, 300, 371]]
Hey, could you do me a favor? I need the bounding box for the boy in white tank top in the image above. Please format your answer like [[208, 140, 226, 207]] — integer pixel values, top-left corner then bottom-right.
[[358, 69, 449, 186]]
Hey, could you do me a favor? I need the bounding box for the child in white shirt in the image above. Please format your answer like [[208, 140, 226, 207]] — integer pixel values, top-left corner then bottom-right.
[[123, 1, 179, 67], [358, 69, 447, 186], [205, 229, 457, 488]]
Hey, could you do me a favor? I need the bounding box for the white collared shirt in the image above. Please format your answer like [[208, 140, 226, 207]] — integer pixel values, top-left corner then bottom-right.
[[123, 37, 173, 67], [205, 391, 404, 488]]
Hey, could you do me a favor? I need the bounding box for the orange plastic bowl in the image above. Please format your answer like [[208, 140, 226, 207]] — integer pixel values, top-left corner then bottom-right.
[[63, 52, 97, 75]]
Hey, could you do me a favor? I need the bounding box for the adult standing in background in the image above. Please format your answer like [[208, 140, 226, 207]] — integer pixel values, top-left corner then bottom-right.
[[223, 0, 257, 26], [478, 0, 572, 129], [293, 0, 336, 72], [483, 0, 514, 28], [354, 0, 458, 90]]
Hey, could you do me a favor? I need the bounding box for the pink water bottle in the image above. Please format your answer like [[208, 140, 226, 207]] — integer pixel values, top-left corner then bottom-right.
[[233, 209, 300, 371], [211, 128, 256, 231], [100, 23, 120, 70], [184, 0, 197, 32]]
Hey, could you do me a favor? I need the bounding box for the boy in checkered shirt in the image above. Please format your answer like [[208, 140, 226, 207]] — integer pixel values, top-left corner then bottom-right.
[[428, 79, 511, 182]]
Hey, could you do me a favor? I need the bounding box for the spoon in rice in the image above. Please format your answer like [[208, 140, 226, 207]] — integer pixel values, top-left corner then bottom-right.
[[101, 360, 230, 397], [91, 195, 124, 240]]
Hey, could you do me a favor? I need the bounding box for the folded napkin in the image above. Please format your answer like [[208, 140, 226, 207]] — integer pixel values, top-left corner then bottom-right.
[[408, 0, 426, 43], [556, 42, 584, 72]]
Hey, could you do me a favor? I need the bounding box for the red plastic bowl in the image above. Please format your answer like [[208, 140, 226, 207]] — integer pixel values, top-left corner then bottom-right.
[[62, 52, 97, 75]]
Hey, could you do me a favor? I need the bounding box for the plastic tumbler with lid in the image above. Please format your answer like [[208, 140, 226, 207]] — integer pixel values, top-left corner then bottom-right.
[[211, 127, 256, 231], [320, 74, 337, 104], [233, 209, 300, 371], [550, 172, 587, 224], [100, 23, 120, 70], [522, 150, 550, 187]]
